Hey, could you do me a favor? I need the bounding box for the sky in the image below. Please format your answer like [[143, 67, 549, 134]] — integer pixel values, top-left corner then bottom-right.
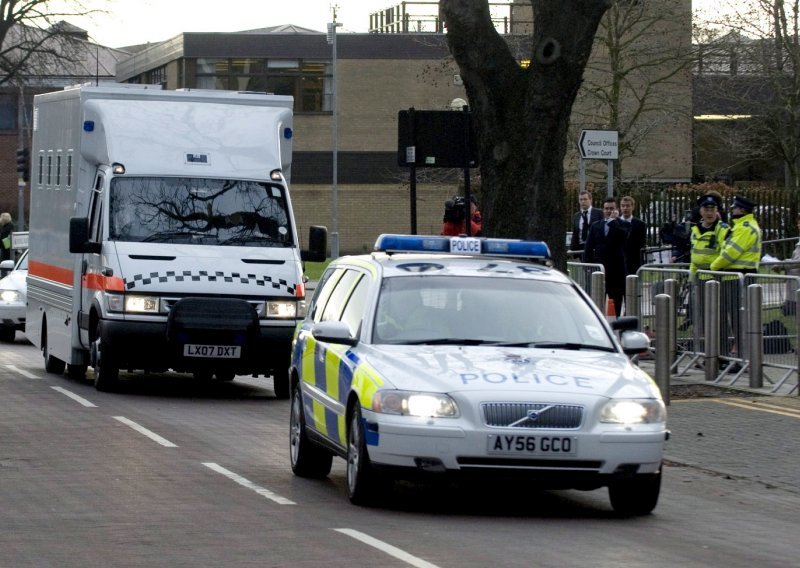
[[56, 0, 389, 48], [58, 1, 721, 50]]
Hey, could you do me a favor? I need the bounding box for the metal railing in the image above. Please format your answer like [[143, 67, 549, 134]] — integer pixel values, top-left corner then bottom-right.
[[570, 261, 799, 394]]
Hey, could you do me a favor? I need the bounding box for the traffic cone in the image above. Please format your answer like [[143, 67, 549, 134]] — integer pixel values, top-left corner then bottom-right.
[[606, 298, 616, 317]]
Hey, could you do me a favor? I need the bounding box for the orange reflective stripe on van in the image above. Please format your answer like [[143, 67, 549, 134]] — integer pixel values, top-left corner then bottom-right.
[[28, 260, 73, 286], [83, 272, 125, 292]]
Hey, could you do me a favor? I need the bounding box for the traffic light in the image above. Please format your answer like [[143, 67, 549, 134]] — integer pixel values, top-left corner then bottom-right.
[[16, 148, 29, 182]]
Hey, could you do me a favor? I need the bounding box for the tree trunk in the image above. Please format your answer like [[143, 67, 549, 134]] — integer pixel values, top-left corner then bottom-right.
[[441, 0, 612, 268]]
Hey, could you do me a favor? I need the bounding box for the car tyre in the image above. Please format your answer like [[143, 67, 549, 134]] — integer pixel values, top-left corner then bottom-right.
[[92, 323, 119, 392], [608, 469, 662, 517], [273, 368, 290, 399], [42, 329, 66, 375], [289, 384, 333, 478], [346, 405, 387, 506], [0, 326, 16, 342]]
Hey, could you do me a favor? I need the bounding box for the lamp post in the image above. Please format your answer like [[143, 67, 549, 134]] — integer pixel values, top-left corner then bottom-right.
[[327, 15, 343, 259]]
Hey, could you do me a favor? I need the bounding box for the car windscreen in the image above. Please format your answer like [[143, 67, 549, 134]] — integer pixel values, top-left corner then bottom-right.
[[109, 177, 294, 247], [373, 275, 614, 349]]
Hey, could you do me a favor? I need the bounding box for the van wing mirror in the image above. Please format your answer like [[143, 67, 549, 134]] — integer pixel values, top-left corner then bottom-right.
[[301, 225, 328, 262], [69, 217, 101, 254]]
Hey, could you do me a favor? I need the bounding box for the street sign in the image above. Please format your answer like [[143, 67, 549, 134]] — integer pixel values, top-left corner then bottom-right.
[[578, 129, 618, 160]]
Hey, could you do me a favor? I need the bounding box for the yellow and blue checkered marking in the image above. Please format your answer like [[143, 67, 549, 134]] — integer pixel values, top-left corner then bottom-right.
[[294, 329, 384, 447]]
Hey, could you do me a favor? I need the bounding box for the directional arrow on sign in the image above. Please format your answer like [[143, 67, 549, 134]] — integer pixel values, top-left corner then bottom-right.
[[578, 129, 619, 160]]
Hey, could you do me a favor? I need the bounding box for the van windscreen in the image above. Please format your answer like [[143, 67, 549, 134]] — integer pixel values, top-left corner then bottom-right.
[[108, 177, 294, 247]]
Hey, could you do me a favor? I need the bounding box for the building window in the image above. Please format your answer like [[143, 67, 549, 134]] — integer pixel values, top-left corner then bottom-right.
[[146, 66, 167, 85], [0, 94, 17, 130], [194, 57, 332, 112]]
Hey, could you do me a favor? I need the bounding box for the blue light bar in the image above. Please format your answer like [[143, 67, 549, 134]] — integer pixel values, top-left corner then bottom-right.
[[374, 234, 551, 260]]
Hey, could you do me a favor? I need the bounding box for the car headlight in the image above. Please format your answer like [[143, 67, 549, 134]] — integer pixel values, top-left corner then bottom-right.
[[599, 399, 666, 424], [0, 289, 21, 303], [125, 295, 160, 313], [267, 300, 299, 319], [372, 390, 460, 418]]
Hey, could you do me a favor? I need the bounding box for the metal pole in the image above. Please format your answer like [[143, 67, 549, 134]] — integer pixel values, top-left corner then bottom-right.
[[624, 274, 639, 323], [704, 280, 720, 381], [408, 108, 417, 235], [796, 288, 800, 396], [327, 19, 342, 258], [591, 271, 606, 314], [17, 85, 27, 230], [462, 106, 471, 237], [607, 159, 614, 198], [664, 278, 678, 365], [579, 158, 586, 193], [655, 293, 671, 405], [747, 284, 763, 388]]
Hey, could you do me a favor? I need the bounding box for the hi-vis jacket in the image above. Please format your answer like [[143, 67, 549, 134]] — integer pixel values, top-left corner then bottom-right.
[[690, 220, 729, 275], [709, 213, 762, 272]]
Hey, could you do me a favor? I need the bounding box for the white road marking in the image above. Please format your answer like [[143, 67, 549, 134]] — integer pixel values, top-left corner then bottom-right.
[[51, 386, 97, 407], [333, 528, 441, 568], [5, 365, 39, 379], [113, 416, 178, 447], [202, 462, 295, 505]]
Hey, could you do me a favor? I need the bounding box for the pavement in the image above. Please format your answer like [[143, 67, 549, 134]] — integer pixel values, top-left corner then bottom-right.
[[635, 357, 800, 493]]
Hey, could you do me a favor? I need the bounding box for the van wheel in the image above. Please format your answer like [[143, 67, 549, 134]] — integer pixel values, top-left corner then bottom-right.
[[92, 323, 119, 392], [42, 331, 66, 375]]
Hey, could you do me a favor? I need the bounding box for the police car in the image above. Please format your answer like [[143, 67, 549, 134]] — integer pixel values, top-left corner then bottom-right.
[[289, 234, 667, 515]]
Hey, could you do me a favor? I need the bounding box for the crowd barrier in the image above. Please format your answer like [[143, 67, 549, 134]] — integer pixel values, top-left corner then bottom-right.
[[567, 257, 800, 394]]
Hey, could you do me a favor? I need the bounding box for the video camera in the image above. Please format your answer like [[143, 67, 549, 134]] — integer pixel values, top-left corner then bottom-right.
[[443, 196, 467, 223]]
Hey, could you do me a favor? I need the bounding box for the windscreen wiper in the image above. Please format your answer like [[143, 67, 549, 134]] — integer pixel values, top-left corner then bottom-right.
[[529, 341, 615, 352]]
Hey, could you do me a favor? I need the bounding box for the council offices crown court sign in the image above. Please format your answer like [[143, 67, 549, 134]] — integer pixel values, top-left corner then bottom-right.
[[578, 129, 619, 160], [577, 129, 618, 197]]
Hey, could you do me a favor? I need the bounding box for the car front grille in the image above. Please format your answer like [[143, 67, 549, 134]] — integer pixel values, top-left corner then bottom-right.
[[481, 402, 584, 429]]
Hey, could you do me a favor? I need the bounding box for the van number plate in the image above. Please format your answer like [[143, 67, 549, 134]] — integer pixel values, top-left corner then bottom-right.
[[183, 344, 241, 359], [487, 434, 576, 455]]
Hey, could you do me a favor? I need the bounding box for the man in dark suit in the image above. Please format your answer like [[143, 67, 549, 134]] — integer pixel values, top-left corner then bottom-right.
[[583, 197, 628, 316], [570, 190, 604, 253], [619, 195, 647, 276]]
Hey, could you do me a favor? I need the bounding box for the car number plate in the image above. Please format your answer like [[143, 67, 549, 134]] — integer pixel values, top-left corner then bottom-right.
[[487, 434, 576, 456], [183, 344, 241, 359]]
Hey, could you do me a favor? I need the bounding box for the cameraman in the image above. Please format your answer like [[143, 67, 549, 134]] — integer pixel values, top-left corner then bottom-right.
[[441, 195, 482, 236]]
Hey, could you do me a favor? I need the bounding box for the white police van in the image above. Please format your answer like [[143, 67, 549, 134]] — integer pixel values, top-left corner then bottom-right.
[[289, 234, 667, 515]]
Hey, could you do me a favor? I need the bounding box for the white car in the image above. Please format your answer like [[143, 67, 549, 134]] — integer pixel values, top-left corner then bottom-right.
[[0, 249, 28, 342], [289, 234, 667, 515]]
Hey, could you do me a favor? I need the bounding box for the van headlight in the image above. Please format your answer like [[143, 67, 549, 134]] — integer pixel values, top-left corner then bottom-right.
[[125, 295, 160, 313], [372, 391, 460, 418], [599, 399, 666, 424], [267, 300, 300, 319]]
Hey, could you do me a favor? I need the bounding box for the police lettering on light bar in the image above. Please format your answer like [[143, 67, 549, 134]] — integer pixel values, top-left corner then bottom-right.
[[373, 234, 551, 260]]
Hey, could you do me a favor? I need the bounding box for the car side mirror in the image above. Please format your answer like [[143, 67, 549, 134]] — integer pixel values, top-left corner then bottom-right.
[[301, 225, 327, 262], [69, 217, 101, 254], [311, 320, 357, 346], [620, 330, 651, 356]]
